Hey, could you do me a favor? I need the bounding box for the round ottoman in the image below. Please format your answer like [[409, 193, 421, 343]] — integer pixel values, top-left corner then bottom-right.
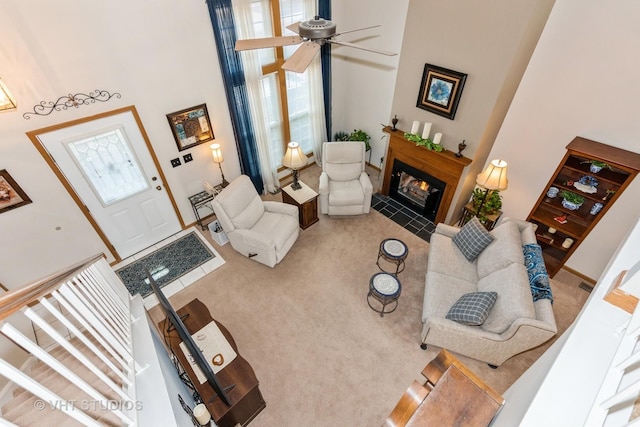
[[376, 238, 408, 275], [367, 272, 402, 317]]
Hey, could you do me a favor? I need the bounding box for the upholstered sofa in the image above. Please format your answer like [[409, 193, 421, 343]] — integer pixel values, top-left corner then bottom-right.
[[421, 217, 557, 367]]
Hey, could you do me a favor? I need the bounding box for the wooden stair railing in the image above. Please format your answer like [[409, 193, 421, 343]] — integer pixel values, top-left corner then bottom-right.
[[0, 254, 140, 426], [0, 254, 105, 321]]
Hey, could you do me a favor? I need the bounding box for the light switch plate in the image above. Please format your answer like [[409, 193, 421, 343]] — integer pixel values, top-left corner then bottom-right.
[[171, 158, 181, 167], [183, 153, 193, 163]]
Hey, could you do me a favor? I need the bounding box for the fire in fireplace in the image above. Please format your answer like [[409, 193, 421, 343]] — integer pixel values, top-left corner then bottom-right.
[[389, 160, 446, 222]]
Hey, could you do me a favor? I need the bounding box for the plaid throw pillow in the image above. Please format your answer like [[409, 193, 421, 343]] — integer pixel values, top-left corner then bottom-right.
[[446, 291, 498, 326], [452, 216, 494, 261]]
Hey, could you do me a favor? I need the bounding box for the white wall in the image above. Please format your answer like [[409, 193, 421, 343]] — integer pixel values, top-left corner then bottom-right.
[[389, 0, 554, 224], [331, 0, 409, 172], [0, 0, 239, 287], [488, 0, 640, 279]]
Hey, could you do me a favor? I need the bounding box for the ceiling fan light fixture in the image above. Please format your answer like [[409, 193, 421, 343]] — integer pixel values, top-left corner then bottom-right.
[[298, 19, 337, 39]]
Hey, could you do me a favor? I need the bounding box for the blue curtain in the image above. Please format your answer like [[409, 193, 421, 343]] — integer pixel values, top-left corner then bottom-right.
[[319, 0, 332, 141], [205, 0, 264, 194]]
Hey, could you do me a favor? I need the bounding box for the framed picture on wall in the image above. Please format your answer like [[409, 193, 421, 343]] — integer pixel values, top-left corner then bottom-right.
[[0, 169, 32, 214], [416, 64, 467, 120], [166, 104, 215, 151]]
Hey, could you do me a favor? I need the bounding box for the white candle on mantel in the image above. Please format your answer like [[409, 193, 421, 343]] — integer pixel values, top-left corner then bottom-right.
[[411, 121, 420, 135], [193, 403, 211, 425], [433, 132, 442, 144], [422, 122, 432, 140]]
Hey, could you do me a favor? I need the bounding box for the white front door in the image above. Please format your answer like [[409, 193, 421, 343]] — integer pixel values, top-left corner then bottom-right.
[[34, 107, 182, 259]]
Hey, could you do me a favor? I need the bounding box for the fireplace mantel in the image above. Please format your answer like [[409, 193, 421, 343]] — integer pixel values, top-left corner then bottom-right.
[[382, 127, 472, 224]]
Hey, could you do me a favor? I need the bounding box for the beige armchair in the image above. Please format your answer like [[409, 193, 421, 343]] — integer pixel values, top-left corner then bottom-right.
[[211, 175, 299, 268], [319, 141, 373, 216]]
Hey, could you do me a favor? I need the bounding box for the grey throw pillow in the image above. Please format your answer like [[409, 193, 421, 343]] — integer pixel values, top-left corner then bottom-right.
[[452, 216, 494, 261], [446, 291, 498, 326]]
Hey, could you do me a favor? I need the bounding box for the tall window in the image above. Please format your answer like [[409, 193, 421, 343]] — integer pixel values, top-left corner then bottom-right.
[[242, 0, 316, 169]]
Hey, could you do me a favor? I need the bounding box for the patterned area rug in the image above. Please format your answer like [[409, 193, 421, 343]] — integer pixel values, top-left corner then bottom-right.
[[116, 231, 219, 297]]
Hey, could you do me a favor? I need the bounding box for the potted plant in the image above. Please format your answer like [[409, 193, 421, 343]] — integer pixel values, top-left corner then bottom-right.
[[333, 131, 349, 142], [334, 129, 371, 151], [471, 189, 502, 221], [581, 159, 611, 173], [348, 129, 371, 151], [560, 190, 585, 210]]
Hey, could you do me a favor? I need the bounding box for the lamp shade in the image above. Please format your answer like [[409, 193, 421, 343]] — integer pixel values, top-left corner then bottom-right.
[[476, 159, 508, 191], [210, 143, 223, 164], [0, 78, 17, 111], [281, 142, 307, 169]]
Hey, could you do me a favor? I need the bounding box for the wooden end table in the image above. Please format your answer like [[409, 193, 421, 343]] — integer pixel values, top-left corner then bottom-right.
[[458, 202, 502, 231], [281, 180, 319, 229]]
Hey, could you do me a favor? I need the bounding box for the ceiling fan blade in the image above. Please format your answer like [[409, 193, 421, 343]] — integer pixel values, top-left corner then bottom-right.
[[235, 36, 303, 51], [286, 21, 301, 35], [327, 39, 397, 56], [333, 24, 381, 37], [282, 41, 321, 73]]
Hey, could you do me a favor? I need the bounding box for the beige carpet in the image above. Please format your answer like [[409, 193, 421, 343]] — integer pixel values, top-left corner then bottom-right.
[[148, 167, 589, 426]]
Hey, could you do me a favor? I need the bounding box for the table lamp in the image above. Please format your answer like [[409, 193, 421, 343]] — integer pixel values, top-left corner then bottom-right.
[[210, 143, 229, 188], [281, 141, 307, 190], [475, 159, 508, 216]]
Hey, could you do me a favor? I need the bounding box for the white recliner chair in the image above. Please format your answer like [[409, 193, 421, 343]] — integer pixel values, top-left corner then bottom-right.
[[319, 141, 373, 216], [211, 175, 299, 268]]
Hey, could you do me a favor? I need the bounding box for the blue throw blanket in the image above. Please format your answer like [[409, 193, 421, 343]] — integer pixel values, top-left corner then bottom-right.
[[523, 243, 553, 303]]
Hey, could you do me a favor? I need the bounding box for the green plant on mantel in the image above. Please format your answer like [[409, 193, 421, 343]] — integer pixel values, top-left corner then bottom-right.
[[403, 132, 444, 152]]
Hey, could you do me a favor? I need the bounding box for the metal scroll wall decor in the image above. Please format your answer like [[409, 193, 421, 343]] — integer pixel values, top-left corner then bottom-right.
[[23, 89, 121, 119]]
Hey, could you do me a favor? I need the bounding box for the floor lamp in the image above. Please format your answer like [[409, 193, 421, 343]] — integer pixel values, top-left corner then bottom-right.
[[210, 143, 229, 188], [475, 159, 508, 216], [281, 142, 307, 190]]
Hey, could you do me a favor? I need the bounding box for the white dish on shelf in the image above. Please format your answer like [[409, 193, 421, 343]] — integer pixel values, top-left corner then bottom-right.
[[573, 181, 597, 194]]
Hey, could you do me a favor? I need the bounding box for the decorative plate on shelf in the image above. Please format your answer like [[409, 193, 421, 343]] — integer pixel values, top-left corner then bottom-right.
[[573, 175, 598, 194]]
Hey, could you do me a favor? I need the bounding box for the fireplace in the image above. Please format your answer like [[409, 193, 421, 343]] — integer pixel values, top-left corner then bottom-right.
[[382, 127, 471, 224], [389, 160, 445, 222]]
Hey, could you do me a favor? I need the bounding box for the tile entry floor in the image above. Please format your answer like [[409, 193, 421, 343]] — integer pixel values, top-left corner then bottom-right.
[[112, 227, 225, 310]]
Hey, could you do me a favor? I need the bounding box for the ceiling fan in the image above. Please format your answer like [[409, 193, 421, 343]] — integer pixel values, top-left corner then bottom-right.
[[235, 16, 397, 73]]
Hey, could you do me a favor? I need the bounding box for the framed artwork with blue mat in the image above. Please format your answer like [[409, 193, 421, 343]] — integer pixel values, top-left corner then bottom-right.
[[116, 231, 223, 297], [416, 63, 467, 120]]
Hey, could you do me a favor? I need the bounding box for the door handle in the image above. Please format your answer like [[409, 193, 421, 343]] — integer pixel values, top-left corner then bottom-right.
[[152, 176, 158, 181], [156, 186, 162, 191]]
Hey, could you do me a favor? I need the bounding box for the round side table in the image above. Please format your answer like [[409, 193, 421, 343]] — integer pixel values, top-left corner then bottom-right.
[[376, 238, 408, 275], [367, 273, 402, 317]]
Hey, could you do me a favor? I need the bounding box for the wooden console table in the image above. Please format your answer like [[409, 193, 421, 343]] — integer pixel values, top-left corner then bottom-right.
[[158, 299, 265, 427]]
